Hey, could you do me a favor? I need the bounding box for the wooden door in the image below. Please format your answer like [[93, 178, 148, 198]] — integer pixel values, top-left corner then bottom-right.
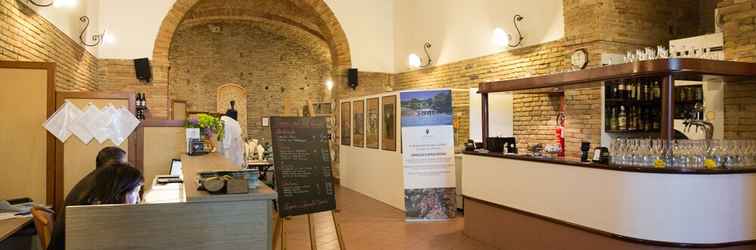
[[54, 92, 136, 210], [0, 62, 55, 205]]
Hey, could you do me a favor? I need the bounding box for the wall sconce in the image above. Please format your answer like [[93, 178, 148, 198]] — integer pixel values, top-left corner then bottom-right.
[[493, 15, 525, 48], [27, 0, 54, 7], [325, 79, 334, 91], [408, 41, 433, 68], [79, 16, 105, 47]]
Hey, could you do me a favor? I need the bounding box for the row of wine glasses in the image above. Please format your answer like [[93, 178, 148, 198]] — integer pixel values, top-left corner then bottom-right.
[[610, 139, 756, 169], [623, 45, 722, 63]]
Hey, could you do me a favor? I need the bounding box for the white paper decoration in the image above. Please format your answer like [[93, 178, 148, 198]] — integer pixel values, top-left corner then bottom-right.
[[42, 101, 79, 142], [110, 107, 140, 146], [43, 102, 141, 145]]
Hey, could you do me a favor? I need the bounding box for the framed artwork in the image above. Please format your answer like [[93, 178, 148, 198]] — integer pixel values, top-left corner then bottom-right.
[[340, 102, 351, 146], [261, 117, 270, 127], [353, 100, 365, 147], [381, 95, 397, 151], [366, 98, 380, 149]]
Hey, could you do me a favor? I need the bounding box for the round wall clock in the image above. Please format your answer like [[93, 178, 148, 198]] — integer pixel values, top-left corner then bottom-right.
[[571, 49, 588, 70]]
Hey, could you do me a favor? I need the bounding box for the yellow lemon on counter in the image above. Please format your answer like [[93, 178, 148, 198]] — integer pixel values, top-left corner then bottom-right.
[[654, 159, 666, 168], [704, 159, 717, 169]]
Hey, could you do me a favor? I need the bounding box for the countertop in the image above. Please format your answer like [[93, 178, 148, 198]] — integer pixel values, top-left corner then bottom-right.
[[181, 153, 277, 202], [463, 151, 756, 175]]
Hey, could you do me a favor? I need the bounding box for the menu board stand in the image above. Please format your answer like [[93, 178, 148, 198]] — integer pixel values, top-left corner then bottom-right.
[[274, 211, 345, 250], [270, 117, 345, 250]]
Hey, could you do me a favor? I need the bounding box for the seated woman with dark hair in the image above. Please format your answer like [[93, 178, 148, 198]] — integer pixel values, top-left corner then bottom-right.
[[48, 161, 144, 250], [88, 163, 145, 205]]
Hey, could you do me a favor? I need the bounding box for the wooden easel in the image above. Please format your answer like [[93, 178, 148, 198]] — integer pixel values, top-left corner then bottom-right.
[[274, 210, 345, 250]]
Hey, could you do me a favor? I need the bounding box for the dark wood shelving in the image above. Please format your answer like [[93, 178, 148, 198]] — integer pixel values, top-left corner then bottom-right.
[[477, 58, 756, 146], [478, 58, 756, 94], [604, 130, 661, 134]]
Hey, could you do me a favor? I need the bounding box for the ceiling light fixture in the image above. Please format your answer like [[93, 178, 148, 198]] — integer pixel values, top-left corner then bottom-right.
[[27, 0, 54, 7], [408, 41, 433, 68], [79, 16, 105, 47]]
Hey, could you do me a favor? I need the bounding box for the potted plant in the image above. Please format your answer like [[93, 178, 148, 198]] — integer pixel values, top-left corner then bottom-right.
[[186, 114, 224, 152]]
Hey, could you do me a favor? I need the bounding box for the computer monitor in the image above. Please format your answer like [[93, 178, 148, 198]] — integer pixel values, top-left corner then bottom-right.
[[169, 159, 182, 176]]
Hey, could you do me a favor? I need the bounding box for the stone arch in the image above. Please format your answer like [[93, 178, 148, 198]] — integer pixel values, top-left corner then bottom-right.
[[152, 0, 351, 70]]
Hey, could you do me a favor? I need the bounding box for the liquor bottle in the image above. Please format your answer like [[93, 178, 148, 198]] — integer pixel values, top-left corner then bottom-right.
[[618, 105, 627, 131], [630, 80, 636, 100], [652, 107, 660, 130], [635, 106, 641, 131], [643, 80, 649, 101], [636, 80, 643, 101], [617, 81, 626, 99], [137, 93, 143, 120], [610, 106, 618, 131], [607, 82, 615, 99], [695, 87, 703, 101], [653, 80, 661, 101]]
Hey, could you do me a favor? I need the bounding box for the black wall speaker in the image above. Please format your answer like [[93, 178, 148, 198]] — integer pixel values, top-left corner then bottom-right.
[[134, 58, 152, 83], [347, 68, 358, 89]]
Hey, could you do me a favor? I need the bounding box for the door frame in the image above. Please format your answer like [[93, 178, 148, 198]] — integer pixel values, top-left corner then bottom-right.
[[0, 61, 56, 206], [54, 92, 137, 211]]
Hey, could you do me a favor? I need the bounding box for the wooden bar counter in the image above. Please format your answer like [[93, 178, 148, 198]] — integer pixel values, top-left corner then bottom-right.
[[462, 152, 756, 250], [66, 153, 277, 250]]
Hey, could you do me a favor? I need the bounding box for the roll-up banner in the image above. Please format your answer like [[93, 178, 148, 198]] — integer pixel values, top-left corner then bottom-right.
[[400, 89, 456, 221]]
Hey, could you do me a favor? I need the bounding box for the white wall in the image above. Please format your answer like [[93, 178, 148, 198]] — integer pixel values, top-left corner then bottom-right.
[[24, 0, 100, 54], [325, 0, 395, 72], [95, 0, 175, 59], [339, 93, 405, 211], [30, 0, 564, 74], [394, 0, 564, 72]]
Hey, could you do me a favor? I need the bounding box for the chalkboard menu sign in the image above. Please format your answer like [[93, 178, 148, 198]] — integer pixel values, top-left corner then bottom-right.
[[270, 117, 336, 217]]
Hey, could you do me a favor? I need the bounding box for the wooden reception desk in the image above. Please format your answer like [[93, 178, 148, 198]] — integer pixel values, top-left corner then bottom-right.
[[66, 153, 277, 250]]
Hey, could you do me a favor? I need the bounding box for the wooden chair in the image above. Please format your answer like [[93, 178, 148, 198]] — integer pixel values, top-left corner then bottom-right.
[[31, 206, 55, 249]]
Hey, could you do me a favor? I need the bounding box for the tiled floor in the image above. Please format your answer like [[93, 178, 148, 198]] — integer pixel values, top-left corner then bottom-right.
[[274, 185, 498, 250]]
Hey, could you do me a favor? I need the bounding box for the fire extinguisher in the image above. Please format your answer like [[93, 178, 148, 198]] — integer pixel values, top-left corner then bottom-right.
[[556, 112, 566, 157]]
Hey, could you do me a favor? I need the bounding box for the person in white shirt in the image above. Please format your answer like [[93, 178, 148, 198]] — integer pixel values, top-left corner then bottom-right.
[[220, 115, 245, 167]]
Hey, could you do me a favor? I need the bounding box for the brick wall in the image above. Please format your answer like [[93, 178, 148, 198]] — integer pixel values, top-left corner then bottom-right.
[[0, 0, 97, 91], [167, 22, 333, 141], [96, 59, 170, 117], [718, 0, 756, 139]]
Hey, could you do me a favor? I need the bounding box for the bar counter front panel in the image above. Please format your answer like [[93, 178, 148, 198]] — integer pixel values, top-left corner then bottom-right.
[[461, 153, 756, 246], [66, 153, 277, 250]]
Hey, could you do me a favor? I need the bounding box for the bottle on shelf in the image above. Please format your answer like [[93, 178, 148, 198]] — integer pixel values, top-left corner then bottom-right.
[[610, 106, 618, 131], [617, 81, 625, 99], [618, 105, 627, 131]]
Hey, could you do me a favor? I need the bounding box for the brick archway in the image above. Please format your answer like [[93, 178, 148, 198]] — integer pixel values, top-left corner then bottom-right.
[[151, 0, 351, 70]]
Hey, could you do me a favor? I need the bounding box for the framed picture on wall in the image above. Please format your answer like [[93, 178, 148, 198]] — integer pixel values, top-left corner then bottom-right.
[[353, 100, 365, 147], [366, 98, 380, 149], [340, 102, 351, 146], [261, 117, 270, 127], [381, 95, 397, 151]]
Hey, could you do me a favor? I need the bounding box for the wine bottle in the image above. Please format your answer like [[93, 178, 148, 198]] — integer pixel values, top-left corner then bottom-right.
[[652, 107, 660, 130], [618, 81, 625, 99], [610, 106, 618, 131], [618, 105, 627, 131], [630, 80, 636, 100], [653, 80, 661, 101]]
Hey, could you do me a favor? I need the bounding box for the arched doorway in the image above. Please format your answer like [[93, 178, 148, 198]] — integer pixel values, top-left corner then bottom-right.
[[152, 0, 351, 70], [217, 84, 248, 137]]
